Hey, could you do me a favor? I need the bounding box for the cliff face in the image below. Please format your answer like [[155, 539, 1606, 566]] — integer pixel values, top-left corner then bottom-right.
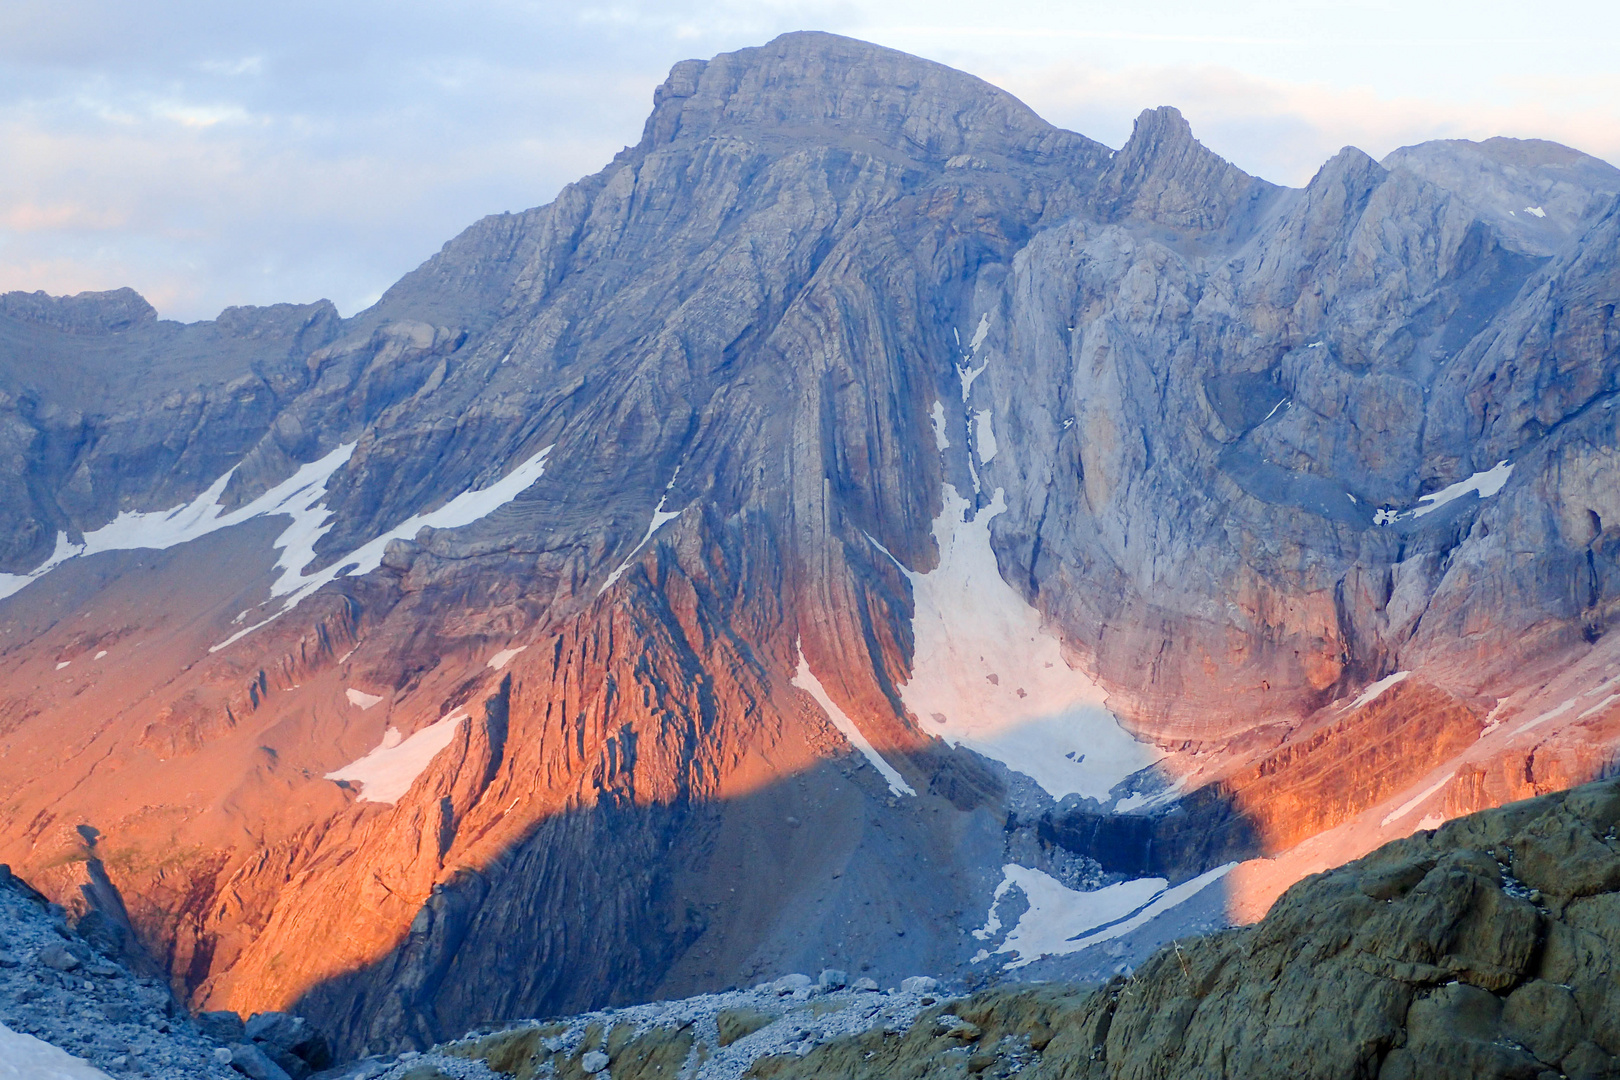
[[1, 31, 1618, 1055]]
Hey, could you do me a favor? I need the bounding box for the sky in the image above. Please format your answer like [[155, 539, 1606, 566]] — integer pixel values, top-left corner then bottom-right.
[[1, 1, 1615, 323]]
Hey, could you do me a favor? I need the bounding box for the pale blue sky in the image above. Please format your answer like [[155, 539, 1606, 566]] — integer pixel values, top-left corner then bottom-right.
[[1, 1, 1614, 321]]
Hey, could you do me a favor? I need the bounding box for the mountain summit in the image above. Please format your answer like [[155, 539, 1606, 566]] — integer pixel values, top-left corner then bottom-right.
[[1, 32, 1618, 1059]]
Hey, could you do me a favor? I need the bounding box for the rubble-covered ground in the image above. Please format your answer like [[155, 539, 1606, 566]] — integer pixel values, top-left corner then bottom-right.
[[428, 971, 956, 1080], [0, 866, 236, 1080]]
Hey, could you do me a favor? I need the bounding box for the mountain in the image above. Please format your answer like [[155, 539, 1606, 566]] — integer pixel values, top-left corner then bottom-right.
[[0, 30, 1618, 1060]]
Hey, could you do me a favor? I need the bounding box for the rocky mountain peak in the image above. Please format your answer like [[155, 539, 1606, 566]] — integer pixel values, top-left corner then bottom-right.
[[0, 287, 157, 334], [1097, 104, 1275, 236], [637, 31, 1074, 164], [1382, 135, 1620, 256]]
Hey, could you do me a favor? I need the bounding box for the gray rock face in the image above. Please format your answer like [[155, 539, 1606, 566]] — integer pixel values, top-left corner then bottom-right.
[[1, 27, 1618, 1063], [1384, 136, 1620, 256], [0, 292, 341, 572]]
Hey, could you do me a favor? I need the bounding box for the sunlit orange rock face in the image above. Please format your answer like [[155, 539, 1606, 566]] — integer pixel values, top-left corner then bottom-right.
[[1194, 679, 1486, 853], [4, 31, 1620, 1058]]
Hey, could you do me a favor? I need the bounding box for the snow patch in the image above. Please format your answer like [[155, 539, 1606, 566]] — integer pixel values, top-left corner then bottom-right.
[[212, 444, 552, 651], [894, 485, 1159, 799], [54, 661, 69, 671], [959, 360, 987, 404], [1380, 770, 1456, 827], [0, 1022, 114, 1078], [1372, 461, 1513, 526], [979, 863, 1232, 968], [93, 650, 107, 660], [488, 646, 527, 670], [929, 400, 950, 451], [599, 469, 685, 595], [969, 312, 990, 353], [324, 711, 466, 804], [1411, 461, 1512, 517], [1, 443, 355, 603], [973, 409, 998, 464], [345, 688, 384, 710], [1348, 671, 1409, 711], [1525, 205, 1546, 218], [792, 649, 914, 796]]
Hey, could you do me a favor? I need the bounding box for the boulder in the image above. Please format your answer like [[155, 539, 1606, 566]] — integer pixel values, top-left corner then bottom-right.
[[817, 969, 847, 990], [35, 943, 79, 971], [198, 1010, 247, 1043], [247, 1011, 332, 1069], [228, 1042, 293, 1080], [772, 974, 813, 995]]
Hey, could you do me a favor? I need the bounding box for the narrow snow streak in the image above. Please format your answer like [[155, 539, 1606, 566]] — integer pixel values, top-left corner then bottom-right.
[[792, 650, 914, 796], [488, 646, 527, 670], [1348, 671, 1409, 711], [897, 485, 1158, 799], [1380, 770, 1457, 827], [1580, 693, 1620, 719], [599, 468, 684, 595], [1515, 694, 1581, 736], [324, 712, 466, 803], [212, 444, 553, 652]]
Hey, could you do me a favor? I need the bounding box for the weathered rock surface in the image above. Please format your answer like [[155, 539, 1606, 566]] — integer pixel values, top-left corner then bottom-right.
[[0, 28, 1618, 1061]]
